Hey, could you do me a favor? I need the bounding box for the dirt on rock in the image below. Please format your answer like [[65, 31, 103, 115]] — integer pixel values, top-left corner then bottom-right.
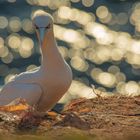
[[0, 95, 140, 140]]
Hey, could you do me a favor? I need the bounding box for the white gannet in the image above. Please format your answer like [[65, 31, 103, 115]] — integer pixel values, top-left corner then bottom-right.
[[0, 10, 72, 112]]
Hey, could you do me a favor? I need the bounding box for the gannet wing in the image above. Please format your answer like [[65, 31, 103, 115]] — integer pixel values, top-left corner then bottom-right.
[[0, 81, 42, 106]]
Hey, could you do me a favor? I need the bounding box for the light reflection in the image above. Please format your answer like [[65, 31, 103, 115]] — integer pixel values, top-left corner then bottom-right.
[[124, 81, 140, 96], [99, 12, 112, 24], [18, 37, 34, 58], [90, 68, 102, 81], [116, 80, 140, 96], [26, 64, 37, 71], [54, 25, 89, 49], [27, 0, 70, 9], [8, 34, 21, 49], [116, 82, 126, 94], [9, 17, 21, 32], [58, 6, 71, 20], [68, 80, 95, 99], [71, 0, 80, 3], [98, 72, 116, 88], [7, 0, 16, 3], [115, 72, 126, 83], [96, 46, 110, 63], [125, 52, 140, 65], [130, 3, 140, 27], [2, 52, 13, 64], [131, 41, 140, 54], [19, 48, 32, 58], [69, 48, 84, 58], [4, 74, 16, 84], [21, 37, 34, 51], [70, 56, 89, 72], [63, 29, 80, 43], [22, 19, 34, 34], [0, 37, 4, 46], [58, 6, 94, 26], [117, 12, 128, 25], [82, 0, 94, 7], [58, 46, 69, 59], [60, 79, 95, 103], [108, 65, 120, 74], [96, 6, 109, 19], [108, 13, 117, 25], [0, 16, 8, 29], [85, 23, 114, 45], [0, 46, 9, 58], [111, 48, 124, 61], [37, 0, 49, 6]]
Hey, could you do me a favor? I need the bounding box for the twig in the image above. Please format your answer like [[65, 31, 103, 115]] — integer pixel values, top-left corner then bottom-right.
[[91, 84, 102, 98]]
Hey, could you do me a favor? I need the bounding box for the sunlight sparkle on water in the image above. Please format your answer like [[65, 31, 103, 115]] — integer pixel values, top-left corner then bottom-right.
[[0, 1, 140, 97]]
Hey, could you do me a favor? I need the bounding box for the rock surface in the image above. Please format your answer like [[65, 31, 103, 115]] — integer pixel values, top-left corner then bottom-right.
[[0, 95, 140, 140]]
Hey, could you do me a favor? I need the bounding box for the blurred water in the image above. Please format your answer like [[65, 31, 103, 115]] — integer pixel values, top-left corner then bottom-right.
[[0, 0, 140, 98]]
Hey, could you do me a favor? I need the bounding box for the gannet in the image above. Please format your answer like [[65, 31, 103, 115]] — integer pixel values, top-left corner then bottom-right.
[[0, 10, 72, 112]]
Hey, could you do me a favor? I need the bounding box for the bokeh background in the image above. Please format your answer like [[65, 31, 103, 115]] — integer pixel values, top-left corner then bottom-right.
[[0, 0, 140, 102]]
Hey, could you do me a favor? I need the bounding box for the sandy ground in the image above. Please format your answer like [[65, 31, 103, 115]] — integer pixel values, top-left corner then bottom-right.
[[0, 95, 139, 140]]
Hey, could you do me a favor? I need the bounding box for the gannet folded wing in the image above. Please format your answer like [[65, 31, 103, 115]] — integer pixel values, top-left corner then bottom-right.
[[0, 81, 42, 106]]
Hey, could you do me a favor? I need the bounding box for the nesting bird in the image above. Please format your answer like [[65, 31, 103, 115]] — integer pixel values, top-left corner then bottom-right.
[[0, 10, 72, 112]]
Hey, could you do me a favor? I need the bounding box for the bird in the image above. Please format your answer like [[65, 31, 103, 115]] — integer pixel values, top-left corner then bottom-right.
[[0, 10, 72, 112]]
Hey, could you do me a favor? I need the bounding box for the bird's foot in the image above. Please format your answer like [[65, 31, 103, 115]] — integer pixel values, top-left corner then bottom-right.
[[17, 110, 59, 130]]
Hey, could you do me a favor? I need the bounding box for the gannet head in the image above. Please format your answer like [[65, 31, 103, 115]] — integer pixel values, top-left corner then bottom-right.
[[32, 10, 53, 46]]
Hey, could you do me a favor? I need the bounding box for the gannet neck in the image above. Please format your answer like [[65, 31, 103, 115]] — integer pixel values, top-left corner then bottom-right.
[[32, 10, 68, 71], [42, 27, 55, 47], [40, 27, 65, 70], [40, 27, 55, 56]]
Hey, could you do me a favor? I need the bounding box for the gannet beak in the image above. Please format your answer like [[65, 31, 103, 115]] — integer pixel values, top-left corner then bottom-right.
[[39, 28, 46, 45]]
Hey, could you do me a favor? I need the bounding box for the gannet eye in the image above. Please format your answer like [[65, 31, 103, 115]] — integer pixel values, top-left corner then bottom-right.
[[34, 24, 39, 29], [46, 24, 51, 29], [35, 26, 39, 29]]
